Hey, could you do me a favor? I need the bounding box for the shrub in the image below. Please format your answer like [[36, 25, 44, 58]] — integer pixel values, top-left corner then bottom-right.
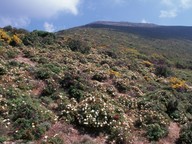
[[43, 63, 61, 74], [0, 136, 6, 143], [155, 65, 172, 77], [166, 100, 178, 116], [60, 73, 88, 102], [9, 97, 53, 140], [114, 80, 129, 93], [92, 72, 109, 82], [67, 39, 91, 54], [146, 123, 168, 141], [143, 60, 153, 67], [46, 136, 64, 144], [68, 87, 84, 102], [0, 29, 11, 44], [0, 66, 6, 75], [22, 30, 56, 46], [41, 82, 57, 96], [35, 68, 52, 80], [178, 123, 192, 144], [169, 77, 187, 92], [10, 35, 22, 46], [6, 49, 18, 58], [108, 70, 121, 78]]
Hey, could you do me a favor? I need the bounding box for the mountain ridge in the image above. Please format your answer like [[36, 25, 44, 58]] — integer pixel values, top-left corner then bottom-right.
[[81, 21, 192, 40]]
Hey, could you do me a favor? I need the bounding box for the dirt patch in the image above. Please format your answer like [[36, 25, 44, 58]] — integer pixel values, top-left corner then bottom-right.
[[14, 55, 37, 67], [37, 122, 106, 144], [31, 80, 46, 96], [158, 122, 180, 144]]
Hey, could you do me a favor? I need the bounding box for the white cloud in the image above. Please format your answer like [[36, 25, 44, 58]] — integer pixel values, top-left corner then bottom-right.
[[161, 0, 173, 6], [141, 18, 148, 23], [0, 0, 80, 17], [159, 9, 177, 18], [44, 22, 55, 32], [0, 17, 30, 28], [160, 0, 192, 18], [180, 0, 192, 8], [0, 0, 80, 27]]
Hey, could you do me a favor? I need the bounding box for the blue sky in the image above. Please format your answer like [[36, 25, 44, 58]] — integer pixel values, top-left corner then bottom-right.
[[0, 0, 192, 32]]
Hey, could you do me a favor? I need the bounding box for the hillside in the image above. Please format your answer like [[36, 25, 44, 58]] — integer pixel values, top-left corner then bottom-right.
[[0, 23, 192, 144]]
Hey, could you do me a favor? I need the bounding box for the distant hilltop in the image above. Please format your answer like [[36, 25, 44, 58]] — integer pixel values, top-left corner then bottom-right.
[[86, 21, 158, 27], [83, 21, 192, 40]]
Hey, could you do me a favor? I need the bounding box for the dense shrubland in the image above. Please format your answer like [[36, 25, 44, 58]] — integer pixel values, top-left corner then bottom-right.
[[0, 26, 192, 143]]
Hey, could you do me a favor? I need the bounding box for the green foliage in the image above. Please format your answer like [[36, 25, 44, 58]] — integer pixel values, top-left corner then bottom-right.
[[1, 24, 192, 143], [41, 79, 59, 96], [92, 72, 109, 82], [23, 30, 56, 46], [68, 87, 84, 102], [114, 80, 129, 93], [45, 136, 64, 144], [6, 49, 18, 58], [61, 72, 87, 101], [0, 136, 6, 143], [178, 123, 192, 144], [43, 63, 61, 74], [155, 65, 172, 77], [146, 123, 168, 141], [8, 96, 53, 140], [0, 66, 6, 75], [67, 39, 91, 54], [35, 68, 52, 80]]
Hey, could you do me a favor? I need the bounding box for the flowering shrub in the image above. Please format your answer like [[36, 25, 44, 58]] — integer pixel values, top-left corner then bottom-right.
[[61, 93, 132, 142], [108, 69, 121, 78], [169, 77, 187, 92], [143, 60, 153, 67], [10, 35, 22, 46], [0, 29, 11, 44]]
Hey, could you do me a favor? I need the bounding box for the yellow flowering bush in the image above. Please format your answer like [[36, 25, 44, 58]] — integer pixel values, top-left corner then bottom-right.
[[169, 77, 187, 92], [0, 29, 11, 44], [108, 69, 121, 78], [143, 60, 153, 67], [10, 35, 22, 46]]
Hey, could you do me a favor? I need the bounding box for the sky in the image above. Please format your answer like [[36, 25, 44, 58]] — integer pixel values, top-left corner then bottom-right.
[[0, 0, 192, 32]]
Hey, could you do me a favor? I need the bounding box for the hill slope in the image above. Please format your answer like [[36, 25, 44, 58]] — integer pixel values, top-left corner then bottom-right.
[[0, 23, 192, 144], [84, 21, 192, 40]]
